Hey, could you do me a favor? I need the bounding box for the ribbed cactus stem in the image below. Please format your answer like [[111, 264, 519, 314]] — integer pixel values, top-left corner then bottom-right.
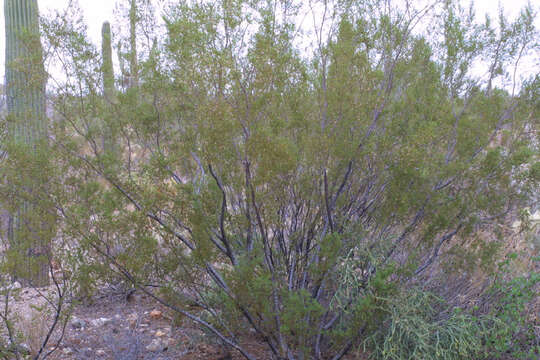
[[102, 21, 115, 100], [129, 0, 139, 88], [4, 0, 50, 286], [5, 0, 46, 142], [101, 21, 116, 155]]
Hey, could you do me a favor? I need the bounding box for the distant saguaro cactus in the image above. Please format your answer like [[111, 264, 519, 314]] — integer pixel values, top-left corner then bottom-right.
[[129, 0, 139, 88], [4, 0, 50, 286], [101, 21, 117, 154], [102, 21, 115, 100]]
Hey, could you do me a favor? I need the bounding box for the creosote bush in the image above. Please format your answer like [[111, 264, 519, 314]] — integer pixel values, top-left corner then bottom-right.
[[1, 0, 539, 359]]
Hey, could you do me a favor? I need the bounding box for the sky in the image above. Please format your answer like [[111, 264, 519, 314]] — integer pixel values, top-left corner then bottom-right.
[[0, 0, 539, 84]]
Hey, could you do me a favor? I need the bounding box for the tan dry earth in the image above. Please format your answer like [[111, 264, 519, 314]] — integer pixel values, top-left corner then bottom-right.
[[1, 285, 271, 360]]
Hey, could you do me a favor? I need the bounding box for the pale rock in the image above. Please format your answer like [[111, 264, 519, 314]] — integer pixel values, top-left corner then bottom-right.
[[146, 338, 168, 352], [18, 343, 31, 355], [71, 317, 86, 329], [96, 349, 106, 356], [155, 330, 166, 337], [62, 347, 73, 355], [91, 317, 112, 327]]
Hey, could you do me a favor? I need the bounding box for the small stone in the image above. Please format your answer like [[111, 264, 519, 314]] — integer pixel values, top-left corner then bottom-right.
[[71, 317, 86, 329], [155, 330, 166, 337], [62, 347, 73, 355], [19, 343, 31, 355], [150, 309, 162, 320], [96, 349, 106, 356], [146, 338, 167, 352], [91, 317, 112, 327]]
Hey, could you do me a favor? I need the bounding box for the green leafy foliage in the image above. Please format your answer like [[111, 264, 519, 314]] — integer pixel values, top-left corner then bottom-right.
[[485, 256, 540, 359], [1, 0, 538, 359], [363, 289, 489, 360]]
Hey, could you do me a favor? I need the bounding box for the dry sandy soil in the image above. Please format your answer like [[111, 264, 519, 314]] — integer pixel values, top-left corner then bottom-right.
[[4, 285, 271, 360]]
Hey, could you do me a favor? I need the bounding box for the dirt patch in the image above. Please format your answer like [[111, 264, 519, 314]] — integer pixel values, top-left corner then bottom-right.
[[3, 285, 271, 360]]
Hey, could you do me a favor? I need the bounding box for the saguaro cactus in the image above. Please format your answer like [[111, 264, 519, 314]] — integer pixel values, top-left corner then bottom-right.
[[4, 0, 50, 286], [102, 21, 115, 101], [101, 21, 116, 154], [129, 0, 139, 88], [5, 0, 46, 139]]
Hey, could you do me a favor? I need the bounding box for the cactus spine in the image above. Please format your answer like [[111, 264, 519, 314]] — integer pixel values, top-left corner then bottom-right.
[[4, 0, 50, 286]]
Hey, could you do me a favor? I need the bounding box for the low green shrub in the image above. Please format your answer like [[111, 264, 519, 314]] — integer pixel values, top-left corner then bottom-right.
[[363, 257, 539, 360], [363, 289, 489, 360]]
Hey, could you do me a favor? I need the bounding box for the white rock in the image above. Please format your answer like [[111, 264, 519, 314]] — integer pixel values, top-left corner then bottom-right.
[[146, 338, 167, 352], [71, 317, 86, 329], [19, 343, 31, 354], [62, 347, 73, 355], [96, 349, 106, 356], [91, 317, 112, 327]]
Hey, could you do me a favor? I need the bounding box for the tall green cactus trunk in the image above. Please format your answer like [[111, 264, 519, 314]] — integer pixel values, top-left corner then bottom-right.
[[129, 0, 139, 89], [4, 0, 50, 287], [102, 21, 115, 101], [101, 21, 116, 155]]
